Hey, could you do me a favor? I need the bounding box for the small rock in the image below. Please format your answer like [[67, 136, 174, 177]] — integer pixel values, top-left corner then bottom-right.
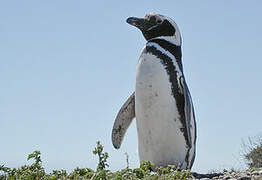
[[252, 171, 260, 176], [237, 176, 251, 180], [252, 175, 261, 180], [223, 175, 232, 180], [231, 172, 236, 176]]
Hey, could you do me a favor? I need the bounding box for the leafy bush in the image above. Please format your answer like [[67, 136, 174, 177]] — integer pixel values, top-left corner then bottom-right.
[[0, 150, 45, 180], [0, 141, 192, 180], [243, 135, 262, 168]]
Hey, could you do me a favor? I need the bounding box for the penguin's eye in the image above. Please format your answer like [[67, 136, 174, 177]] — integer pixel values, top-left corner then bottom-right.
[[149, 16, 162, 24], [149, 16, 156, 23]]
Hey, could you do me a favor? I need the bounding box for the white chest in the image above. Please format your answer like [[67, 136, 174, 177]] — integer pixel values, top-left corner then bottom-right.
[[136, 52, 177, 118], [135, 51, 187, 168]]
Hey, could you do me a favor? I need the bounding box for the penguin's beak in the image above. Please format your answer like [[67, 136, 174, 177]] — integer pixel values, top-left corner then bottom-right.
[[126, 17, 156, 32]]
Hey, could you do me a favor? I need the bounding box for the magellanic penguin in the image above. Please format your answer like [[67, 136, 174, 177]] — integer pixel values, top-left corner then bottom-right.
[[112, 13, 197, 170]]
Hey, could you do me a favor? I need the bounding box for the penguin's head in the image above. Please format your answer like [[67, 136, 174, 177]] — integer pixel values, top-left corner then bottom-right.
[[127, 13, 181, 45]]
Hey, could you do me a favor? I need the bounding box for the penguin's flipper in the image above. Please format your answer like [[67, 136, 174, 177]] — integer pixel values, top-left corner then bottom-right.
[[112, 92, 135, 149]]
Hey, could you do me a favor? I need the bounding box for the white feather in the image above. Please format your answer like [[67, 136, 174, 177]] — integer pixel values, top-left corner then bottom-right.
[[135, 50, 188, 169]]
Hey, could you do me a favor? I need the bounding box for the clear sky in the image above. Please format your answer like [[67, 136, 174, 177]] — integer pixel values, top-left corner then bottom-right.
[[0, 0, 262, 173]]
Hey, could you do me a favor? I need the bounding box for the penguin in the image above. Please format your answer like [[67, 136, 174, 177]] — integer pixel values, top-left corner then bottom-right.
[[112, 13, 196, 170]]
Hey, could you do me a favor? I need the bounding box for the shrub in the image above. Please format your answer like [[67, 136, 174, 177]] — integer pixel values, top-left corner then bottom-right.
[[243, 135, 262, 168], [0, 141, 192, 179]]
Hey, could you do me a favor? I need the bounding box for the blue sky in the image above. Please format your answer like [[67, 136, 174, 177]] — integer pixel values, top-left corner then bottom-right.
[[0, 0, 262, 173]]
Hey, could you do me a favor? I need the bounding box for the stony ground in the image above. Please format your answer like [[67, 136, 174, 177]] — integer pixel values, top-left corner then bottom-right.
[[191, 168, 262, 180]]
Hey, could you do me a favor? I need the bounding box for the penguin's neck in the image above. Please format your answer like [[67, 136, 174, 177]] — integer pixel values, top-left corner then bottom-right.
[[147, 37, 183, 71], [152, 36, 181, 46]]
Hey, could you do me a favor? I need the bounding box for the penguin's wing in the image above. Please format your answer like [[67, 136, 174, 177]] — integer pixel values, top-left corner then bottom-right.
[[112, 92, 135, 149], [180, 76, 196, 148]]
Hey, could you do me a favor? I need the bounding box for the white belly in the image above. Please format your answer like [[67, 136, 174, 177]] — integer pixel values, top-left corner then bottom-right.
[[135, 52, 187, 168]]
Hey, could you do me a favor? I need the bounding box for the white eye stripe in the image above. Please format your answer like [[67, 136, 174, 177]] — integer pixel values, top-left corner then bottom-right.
[[145, 13, 163, 22], [154, 15, 162, 22]]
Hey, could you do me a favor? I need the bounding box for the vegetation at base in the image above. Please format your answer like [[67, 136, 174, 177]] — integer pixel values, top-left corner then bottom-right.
[[243, 135, 262, 169], [0, 141, 192, 180]]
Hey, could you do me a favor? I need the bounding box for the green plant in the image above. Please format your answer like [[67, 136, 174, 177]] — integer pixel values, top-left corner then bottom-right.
[[92, 141, 109, 171], [243, 135, 262, 168], [246, 145, 262, 168], [0, 141, 194, 179], [0, 150, 45, 180]]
